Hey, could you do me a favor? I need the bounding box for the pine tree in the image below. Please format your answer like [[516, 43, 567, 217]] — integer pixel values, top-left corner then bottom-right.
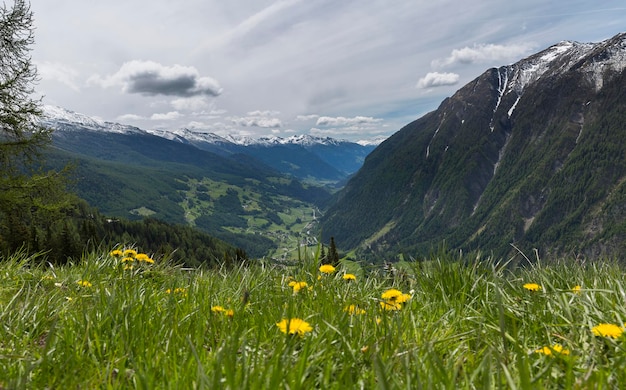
[[0, 0, 71, 255], [327, 236, 340, 266]]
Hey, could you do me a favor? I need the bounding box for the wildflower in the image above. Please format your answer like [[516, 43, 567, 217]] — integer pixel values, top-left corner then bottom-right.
[[572, 285, 582, 293], [380, 301, 402, 311], [166, 287, 187, 296], [276, 318, 313, 336], [121, 257, 134, 263], [344, 304, 366, 315], [136, 253, 155, 263], [523, 283, 541, 292], [319, 264, 336, 274], [211, 305, 226, 313], [535, 344, 570, 356], [225, 309, 234, 318], [288, 281, 308, 293], [342, 273, 356, 281], [592, 323, 624, 339], [77, 280, 92, 288], [123, 249, 137, 258], [109, 249, 123, 257], [381, 288, 403, 301]]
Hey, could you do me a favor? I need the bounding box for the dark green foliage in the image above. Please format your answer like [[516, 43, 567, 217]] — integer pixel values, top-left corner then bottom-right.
[[0, 0, 72, 257], [22, 200, 240, 267]]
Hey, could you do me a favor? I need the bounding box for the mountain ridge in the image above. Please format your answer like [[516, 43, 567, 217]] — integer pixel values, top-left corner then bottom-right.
[[321, 32, 626, 261], [42, 105, 377, 182]]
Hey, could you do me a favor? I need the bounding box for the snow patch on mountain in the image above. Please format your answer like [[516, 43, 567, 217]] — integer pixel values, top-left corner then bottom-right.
[[42, 105, 144, 135]]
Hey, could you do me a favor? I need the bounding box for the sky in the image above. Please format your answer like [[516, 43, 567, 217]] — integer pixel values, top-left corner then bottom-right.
[[29, 1, 626, 142]]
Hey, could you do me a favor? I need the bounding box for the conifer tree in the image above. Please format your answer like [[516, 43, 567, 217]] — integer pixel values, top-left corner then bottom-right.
[[0, 0, 70, 255]]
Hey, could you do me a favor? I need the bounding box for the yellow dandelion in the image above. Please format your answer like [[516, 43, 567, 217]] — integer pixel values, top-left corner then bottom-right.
[[76, 280, 92, 288], [319, 264, 336, 274], [109, 249, 123, 257], [396, 293, 412, 303], [344, 304, 366, 315], [121, 256, 134, 263], [572, 285, 581, 293], [380, 300, 402, 311], [123, 249, 137, 258], [342, 273, 356, 281], [592, 323, 624, 339], [225, 309, 234, 318], [523, 283, 541, 292], [535, 344, 570, 356], [381, 288, 403, 301], [276, 318, 313, 336], [288, 281, 308, 293], [211, 305, 226, 313]]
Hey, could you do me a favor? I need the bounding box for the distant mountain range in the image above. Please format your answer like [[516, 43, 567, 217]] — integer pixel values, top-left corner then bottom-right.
[[321, 32, 626, 261], [42, 107, 359, 257], [42, 105, 378, 184]]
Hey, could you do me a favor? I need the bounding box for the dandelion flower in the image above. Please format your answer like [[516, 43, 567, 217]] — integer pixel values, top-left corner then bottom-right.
[[77, 280, 92, 288], [523, 283, 541, 292], [136, 253, 155, 263], [535, 344, 570, 356], [319, 264, 336, 274], [288, 281, 308, 293], [123, 249, 137, 258], [380, 301, 402, 311], [344, 304, 366, 315], [381, 288, 403, 301], [225, 309, 234, 318], [572, 285, 581, 293], [342, 273, 356, 281], [121, 257, 134, 263], [109, 249, 123, 257], [592, 323, 624, 339], [211, 305, 226, 313], [276, 318, 313, 336], [396, 293, 412, 303]]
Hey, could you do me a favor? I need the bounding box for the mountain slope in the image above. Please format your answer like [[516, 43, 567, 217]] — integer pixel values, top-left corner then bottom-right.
[[44, 114, 333, 258], [321, 32, 626, 261]]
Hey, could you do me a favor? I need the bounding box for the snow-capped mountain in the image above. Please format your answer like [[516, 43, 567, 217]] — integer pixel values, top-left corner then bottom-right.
[[41, 106, 145, 135], [43, 105, 377, 182], [322, 31, 626, 260]]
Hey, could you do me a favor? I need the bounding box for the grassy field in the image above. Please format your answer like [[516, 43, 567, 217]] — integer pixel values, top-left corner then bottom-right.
[[2, 248, 626, 388]]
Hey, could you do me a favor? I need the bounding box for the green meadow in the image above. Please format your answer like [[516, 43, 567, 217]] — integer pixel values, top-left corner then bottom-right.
[[2, 248, 626, 389]]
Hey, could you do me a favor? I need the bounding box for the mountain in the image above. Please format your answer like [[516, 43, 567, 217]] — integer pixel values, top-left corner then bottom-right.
[[145, 128, 377, 183], [42, 105, 377, 184], [42, 110, 335, 258], [321, 32, 626, 261]]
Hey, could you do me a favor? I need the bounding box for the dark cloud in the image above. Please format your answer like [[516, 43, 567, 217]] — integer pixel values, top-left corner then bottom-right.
[[94, 60, 223, 97]]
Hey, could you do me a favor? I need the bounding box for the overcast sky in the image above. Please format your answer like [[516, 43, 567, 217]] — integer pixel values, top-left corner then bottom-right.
[[30, 1, 626, 142]]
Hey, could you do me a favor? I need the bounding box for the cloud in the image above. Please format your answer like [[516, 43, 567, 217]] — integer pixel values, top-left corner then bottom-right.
[[117, 113, 145, 122], [295, 114, 320, 121], [91, 60, 222, 97], [416, 72, 460, 89], [432, 43, 534, 67], [230, 115, 282, 128], [315, 116, 381, 126], [36, 61, 80, 91], [150, 111, 182, 120]]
